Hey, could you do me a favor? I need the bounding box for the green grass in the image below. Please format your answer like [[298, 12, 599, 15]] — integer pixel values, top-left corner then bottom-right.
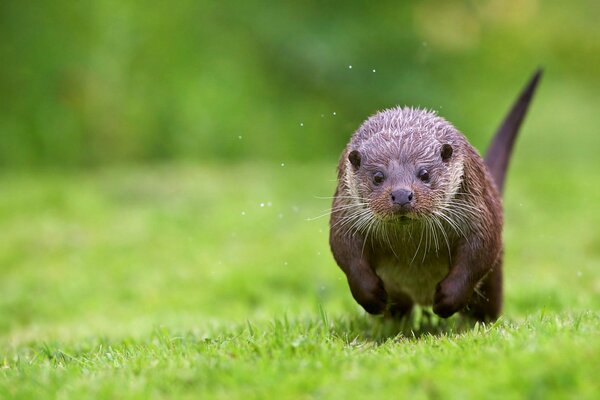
[[1, 162, 599, 398]]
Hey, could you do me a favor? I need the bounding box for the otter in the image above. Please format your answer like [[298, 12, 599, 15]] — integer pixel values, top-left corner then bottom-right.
[[329, 70, 542, 321]]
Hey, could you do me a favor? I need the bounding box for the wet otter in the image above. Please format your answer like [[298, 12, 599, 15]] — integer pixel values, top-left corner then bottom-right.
[[329, 70, 542, 321]]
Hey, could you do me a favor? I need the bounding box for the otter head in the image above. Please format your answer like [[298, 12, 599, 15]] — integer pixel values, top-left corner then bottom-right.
[[346, 108, 465, 224]]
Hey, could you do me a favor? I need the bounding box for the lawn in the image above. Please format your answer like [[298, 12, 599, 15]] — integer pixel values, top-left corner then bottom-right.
[[0, 157, 599, 399]]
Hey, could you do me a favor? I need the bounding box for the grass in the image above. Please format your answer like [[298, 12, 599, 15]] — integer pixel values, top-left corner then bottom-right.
[[3, 314, 598, 399], [0, 161, 599, 399]]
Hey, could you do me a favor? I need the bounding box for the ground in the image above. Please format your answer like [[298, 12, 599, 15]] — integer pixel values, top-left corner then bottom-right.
[[0, 162, 599, 399]]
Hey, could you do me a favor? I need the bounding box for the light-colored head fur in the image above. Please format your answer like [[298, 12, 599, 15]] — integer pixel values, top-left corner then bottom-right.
[[345, 107, 467, 217], [335, 107, 484, 258]]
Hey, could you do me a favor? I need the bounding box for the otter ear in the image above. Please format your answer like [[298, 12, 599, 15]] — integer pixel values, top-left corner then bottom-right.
[[441, 144, 453, 162], [348, 150, 361, 170]]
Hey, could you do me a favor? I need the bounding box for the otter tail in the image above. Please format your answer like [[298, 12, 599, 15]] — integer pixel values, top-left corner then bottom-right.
[[484, 69, 543, 195]]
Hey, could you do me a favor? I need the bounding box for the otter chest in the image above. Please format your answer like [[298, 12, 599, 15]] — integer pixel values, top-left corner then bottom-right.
[[375, 256, 450, 306]]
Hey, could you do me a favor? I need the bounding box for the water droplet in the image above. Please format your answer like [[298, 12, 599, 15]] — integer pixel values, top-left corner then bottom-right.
[[372, 69, 376, 73], [238, 135, 243, 139], [281, 162, 285, 167], [260, 203, 265, 207], [284, 261, 288, 266], [332, 112, 336, 116], [241, 211, 246, 216], [300, 122, 304, 127], [348, 65, 352, 69]]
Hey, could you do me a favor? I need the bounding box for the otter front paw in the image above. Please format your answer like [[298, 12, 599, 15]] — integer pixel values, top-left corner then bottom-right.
[[349, 277, 387, 315], [432, 280, 469, 318]]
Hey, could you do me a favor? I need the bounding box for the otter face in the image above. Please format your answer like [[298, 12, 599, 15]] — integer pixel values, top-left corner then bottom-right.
[[347, 143, 459, 222]]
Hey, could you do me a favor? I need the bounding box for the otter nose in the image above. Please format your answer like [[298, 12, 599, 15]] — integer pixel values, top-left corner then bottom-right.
[[391, 189, 413, 206]]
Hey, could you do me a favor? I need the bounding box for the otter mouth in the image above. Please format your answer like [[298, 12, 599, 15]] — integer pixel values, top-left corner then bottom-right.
[[394, 214, 416, 225], [376, 212, 417, 225]]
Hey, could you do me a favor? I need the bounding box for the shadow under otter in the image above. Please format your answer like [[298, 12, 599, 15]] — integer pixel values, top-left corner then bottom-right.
[[329, 70, 542, 322]]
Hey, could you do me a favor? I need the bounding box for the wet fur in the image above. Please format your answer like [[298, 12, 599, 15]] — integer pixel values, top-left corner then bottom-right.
[[329, 71, 541, 321]]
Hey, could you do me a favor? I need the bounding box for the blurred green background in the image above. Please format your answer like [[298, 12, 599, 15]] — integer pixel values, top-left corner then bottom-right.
[[1, 0, 599, 167], [1, 0, 600, 346], [2, 0, 600, 337]]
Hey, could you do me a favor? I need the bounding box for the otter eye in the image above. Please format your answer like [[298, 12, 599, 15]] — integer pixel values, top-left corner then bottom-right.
[[418, 169, 430, 183], [373, 171, 385, 185]]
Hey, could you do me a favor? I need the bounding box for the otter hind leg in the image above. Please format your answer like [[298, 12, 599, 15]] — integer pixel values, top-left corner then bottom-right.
[[385, 290, 414, 320], [463, 260, 503, 322]]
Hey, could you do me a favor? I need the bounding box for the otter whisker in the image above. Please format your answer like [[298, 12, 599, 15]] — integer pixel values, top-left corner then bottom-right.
[[433, 216, 452, 261], [333, 211, 372, 236], [418, 221, 428, 264], [314, 195, 365, 200], [429, 216, 440, 254], [330, 208, 369, 228], [382, 220, 399, 259], [448, 198, 484, 213], [407, 221, 426, 266], [447, 205, 478, 229], [338, 209, 374, 237], [423, 216, 439, 262], [308, 204, 369, 221], [436, 209, 468, 240], [348, 209, 376, 238], [360, 218, 377, 258]]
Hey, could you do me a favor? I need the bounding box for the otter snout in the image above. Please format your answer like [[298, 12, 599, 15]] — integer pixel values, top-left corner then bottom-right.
[[390, 189, 414, 212]]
